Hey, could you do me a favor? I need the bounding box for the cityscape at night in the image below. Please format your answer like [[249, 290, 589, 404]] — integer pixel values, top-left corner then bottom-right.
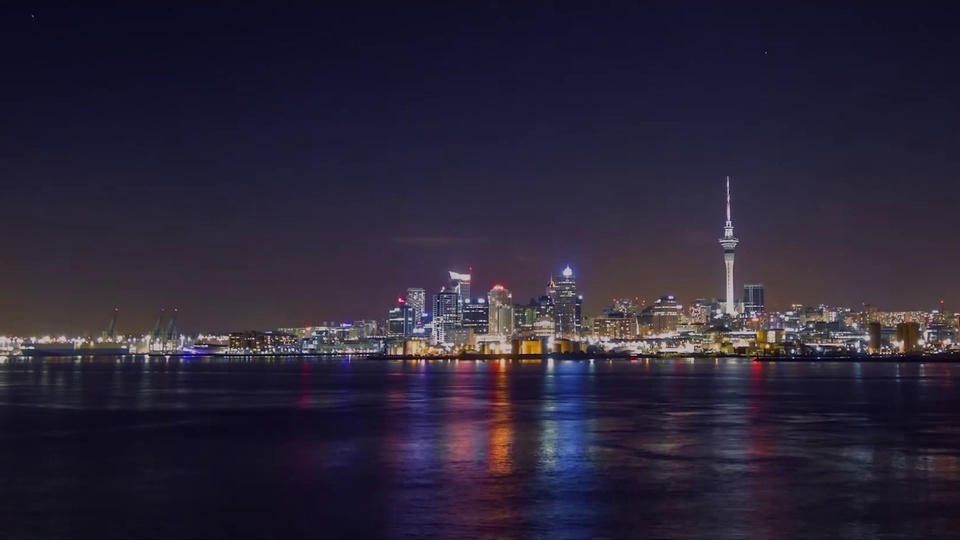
[[5, 177, 956, 358], [2, 3, 959, 539]]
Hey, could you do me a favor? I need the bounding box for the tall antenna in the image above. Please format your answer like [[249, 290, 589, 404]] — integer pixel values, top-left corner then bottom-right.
[[725, 176, 732, 225]]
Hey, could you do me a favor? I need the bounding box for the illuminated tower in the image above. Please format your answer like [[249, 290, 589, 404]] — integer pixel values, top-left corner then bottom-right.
[[718, 177, 739, 316], [487, 285, 514, 338], [553, 265, 579, 339], [448, 271, 471, 305], [405, 287, 426, 324]]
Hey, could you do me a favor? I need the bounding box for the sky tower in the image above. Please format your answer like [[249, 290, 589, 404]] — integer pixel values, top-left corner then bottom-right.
[[719, 177, 739, 315]]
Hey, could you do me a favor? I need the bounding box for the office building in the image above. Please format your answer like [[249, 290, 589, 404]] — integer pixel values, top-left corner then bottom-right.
[[405, 288, 426, 324], [448, 271, 471, 304], [593, 313, 638, 340], [743, 284, 765, 316], [387, 299, 417, 338], [228, 331, 300, 354], [514, 300, 539, 337], [603, 298, 639, 317], [531, 295, 556, 338], [553, 265, 580, 339], [638, 295, 682, 335], [433, 289, 461, 345], [487, 285, 514, 338], [462, 298, 489, 335]]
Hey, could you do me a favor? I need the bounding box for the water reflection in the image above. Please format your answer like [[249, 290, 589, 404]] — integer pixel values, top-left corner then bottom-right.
[[0, 357, 959, 538], [488, 361, 512, 476]]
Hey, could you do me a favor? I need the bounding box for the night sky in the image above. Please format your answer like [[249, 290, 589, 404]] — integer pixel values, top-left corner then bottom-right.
[[1, 2, 957, 335]]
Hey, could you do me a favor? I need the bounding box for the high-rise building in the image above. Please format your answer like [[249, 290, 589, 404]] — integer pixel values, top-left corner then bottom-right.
[[448, 271, 471, 305], [638, 295, 682, 335], [743, 284, 765, 316], [387, 300, 417, 338], [462, 298, 489, 335], [405, 288, 426, 325], [533, 295, 556, 338], [593, 313, 638, 340], [432, 289, 461, 345], [718, 177, 739, 315], [487, 285, 514, 338], [553, 265, 580, 339], [603, 298, 639, 317]]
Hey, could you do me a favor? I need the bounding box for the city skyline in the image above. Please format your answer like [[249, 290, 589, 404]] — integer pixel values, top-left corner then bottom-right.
[[1, 3, 958, 334]]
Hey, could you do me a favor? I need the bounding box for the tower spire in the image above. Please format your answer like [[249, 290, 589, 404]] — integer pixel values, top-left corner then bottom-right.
[[719, 177, 739, 316], [726, 176, 732, 226]]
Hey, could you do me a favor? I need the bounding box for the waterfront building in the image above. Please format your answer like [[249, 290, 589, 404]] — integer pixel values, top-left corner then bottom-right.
[[603, 298, 639, 317], [638, 295, 682, 335], [405, 288, 426, 325], [688, 299, 720, 324], [743, 284, 765, 316], [514, 295, 556, 339], [535, 295, 555, 324], [387, 299, 417, 337], [432, 289, 461, 345], [896, 321, 921, 353], [513, 300, 538, 337], [553, 265, 580, 339], [448, 271, 471, 305], [462, 298, 489, 335], [487, 285, 514, 338], [228, 331, 300, 354], [593, 313, 638, 340], [718, 177, 739, 315], [868, 322, 883, 353]]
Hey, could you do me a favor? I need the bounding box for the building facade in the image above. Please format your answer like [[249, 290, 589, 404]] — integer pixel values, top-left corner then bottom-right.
[[228, 331, 300, 354], [487, 285, 514, 338], [387, 300, 417, 337], [405, 287, 426, 325], [462, 298, 490, 335], [638, 295, 682, 335], [448, 271, 471, 305], [553, 265, 580, 339], [593, 314, 638, 340], [743, 284, 765, 317], [432, 289, 461, 345]]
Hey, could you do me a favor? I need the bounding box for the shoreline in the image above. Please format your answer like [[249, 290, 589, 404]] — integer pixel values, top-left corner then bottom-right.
[[4, 352, 960, 363]]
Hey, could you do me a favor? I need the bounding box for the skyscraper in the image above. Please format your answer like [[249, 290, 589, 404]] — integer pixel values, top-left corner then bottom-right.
[[461, 298, 489, 334], [638, 295, 682, 334], [718, 177, 739, 315], [432, 289, 461, 345], [405, 287, 426, 325], [448, 271, 471, 304], [553, 265, 580, 339], [387, 299, 416, 337], [743, 284, 765, 316], [487, 285, 514, 338]]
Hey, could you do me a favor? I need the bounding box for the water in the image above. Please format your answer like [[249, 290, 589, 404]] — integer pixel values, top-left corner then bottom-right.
[[1, 357, 959, 539]]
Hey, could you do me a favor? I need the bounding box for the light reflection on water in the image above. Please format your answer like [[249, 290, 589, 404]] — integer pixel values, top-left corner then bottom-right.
[[0, 357, 959, 538]]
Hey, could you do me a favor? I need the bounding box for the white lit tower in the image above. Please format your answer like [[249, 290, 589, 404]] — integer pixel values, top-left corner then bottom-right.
[[718, 177, 739, 316]]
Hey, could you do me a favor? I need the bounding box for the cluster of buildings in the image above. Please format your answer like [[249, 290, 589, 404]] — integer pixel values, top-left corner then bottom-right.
[[3, 178, 955, 358], [378, 265, 583, 354], [218, 178, 956, 357]]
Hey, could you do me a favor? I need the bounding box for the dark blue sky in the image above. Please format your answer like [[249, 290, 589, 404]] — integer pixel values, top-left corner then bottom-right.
[[1, 2, 957, 334]]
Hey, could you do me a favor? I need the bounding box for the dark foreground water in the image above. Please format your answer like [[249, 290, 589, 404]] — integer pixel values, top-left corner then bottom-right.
[[1, 357, 959, 539]]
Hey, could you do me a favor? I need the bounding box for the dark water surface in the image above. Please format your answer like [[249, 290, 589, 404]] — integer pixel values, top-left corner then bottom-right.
[[1, 357, 959, 539]]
